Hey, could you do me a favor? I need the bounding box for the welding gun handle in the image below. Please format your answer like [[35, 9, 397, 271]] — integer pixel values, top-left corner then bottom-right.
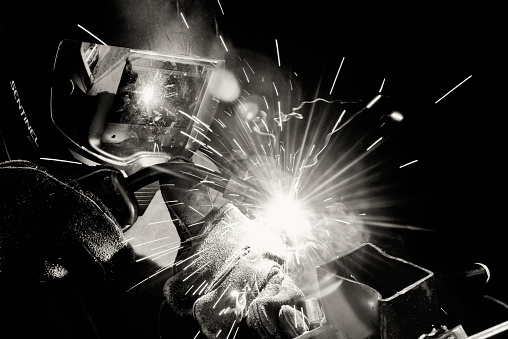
[[124, 162, 228, 192], [123, 161, 263, 203]]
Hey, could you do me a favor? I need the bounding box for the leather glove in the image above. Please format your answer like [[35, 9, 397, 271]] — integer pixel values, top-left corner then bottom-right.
[[161, 203, 309, 338]]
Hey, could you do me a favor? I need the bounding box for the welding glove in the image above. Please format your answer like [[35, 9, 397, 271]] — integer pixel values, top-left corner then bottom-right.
[[0, 160, 134, 284], [161, 203, 309, 339]]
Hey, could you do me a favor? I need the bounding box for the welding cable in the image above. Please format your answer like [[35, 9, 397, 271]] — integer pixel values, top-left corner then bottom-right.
[[123, 161, 265, 204]]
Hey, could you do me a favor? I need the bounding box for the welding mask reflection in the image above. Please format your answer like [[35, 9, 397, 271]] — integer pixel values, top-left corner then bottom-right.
[[51, 39, 224, 173]]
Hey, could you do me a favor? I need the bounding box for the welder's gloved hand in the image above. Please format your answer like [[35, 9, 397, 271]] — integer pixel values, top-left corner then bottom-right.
[[162, 203, 309, 339], [0, 160, 134, 284]]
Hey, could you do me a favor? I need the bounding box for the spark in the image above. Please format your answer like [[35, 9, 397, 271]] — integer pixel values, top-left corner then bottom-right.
[[135, 246, 180, 262], [159, 183, 175, 187], [364, 220, 440, 232], [185, 285, 195, 295], [167, 202, 184, 207], [242, 67, 250, 83], [291, 97, 358, 112], [261, 145, 267, 155], [193, 331, 201, 339], [152, 250, 179, 261], [379, 78, 385, 93], [294, 305, 297, 329], [275, 39, 281, 67], [174, 249, 205, 267], [193, 280, 207, 295], [189, 205, 205, 217], [366, 137, 382, 151], [226, 320, 237, 339], [261, 119, 269, 132], [148, 219, 179, 225], [308, 145, 315, 157], [207, 145, 223, 157], [151, 241, 181, 250], [77, 24, 107, 45], [263, 96, 269, 109], [220, 35, 229, 52], [200, 179, 216, 185], [232, 139, 246, 155], [366, 94, 382, 109], [199, 282, 209, 295], [213, 282, 232, 308], [273, 82, 279, 96], [180, 13, 189, 28], [193, 116, 213, 132], [435, 75, 472, 104], [132, 236, 170, 248], [483, 296, 508, 310], [126, 262, 174, 292], [194, 127, 212, 141], [39, 157, 82, 165], [216, 0, 224, 15], [244, 119, 253, 133], [182, 261, 210, 282], [232, 327, 239, 339], [274, 112, 303, 124], [188, 221, 206, 227], [334, 219, 351, 225], [399, 160, 418, 168], [299, 110, 345, 172], [181, 131, 206, 147], [332, 110, 346, 132], [329, 57, 345, 95], [214, 118, 226, 128], [245, 60, 255, 74]]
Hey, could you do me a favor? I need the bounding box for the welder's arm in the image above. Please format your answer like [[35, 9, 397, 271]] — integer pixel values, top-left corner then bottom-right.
[[160, 203, 309, 339], [0, 159, 134, 284]]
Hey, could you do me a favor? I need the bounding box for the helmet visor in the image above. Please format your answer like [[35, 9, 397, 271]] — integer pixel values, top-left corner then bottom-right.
[[51, 40, 223, 167]]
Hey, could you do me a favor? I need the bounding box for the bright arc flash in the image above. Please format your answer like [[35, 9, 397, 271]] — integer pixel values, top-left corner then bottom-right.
[[263, 194, 311, 236], [140, 85, 155, 104]]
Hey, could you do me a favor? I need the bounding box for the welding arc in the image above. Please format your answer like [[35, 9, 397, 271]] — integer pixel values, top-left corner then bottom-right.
[[124, 162, 264, 203]]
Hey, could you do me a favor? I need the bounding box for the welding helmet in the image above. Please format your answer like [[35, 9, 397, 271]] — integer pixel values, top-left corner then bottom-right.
[[50, 39, 226, 174]]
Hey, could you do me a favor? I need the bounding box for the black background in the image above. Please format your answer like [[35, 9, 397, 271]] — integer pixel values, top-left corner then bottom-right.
[[1, 1, 503, 337]]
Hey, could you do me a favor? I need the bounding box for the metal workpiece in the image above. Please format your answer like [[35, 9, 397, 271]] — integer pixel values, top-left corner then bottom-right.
[[316, 243, 441, 339]]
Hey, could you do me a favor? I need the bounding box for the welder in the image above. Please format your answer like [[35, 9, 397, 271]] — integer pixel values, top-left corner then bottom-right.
[[0, 37, 341, 339]]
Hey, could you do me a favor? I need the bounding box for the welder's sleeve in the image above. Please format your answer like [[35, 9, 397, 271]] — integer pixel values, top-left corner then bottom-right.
[[161, 203, 309, 339], [0, 160, 134, 283]]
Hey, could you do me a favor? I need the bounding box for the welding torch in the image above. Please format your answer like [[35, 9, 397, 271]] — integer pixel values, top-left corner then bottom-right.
[[103, 160, 266, 228], [124, 161, 265, 202]]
